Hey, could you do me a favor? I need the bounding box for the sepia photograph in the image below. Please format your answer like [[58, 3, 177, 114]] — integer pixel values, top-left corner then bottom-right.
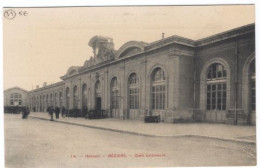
[[3, 4, 256, 168]]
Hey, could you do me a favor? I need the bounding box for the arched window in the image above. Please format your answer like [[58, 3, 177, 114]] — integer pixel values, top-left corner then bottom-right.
[[73, 86, 78, 109], [151, 68, 166, 109], [206, 63, 227, 110], [82, 84, 87, 108], [153, 68, 165, 82], [66, 87, 70, 109], [249, 60, 255, 111], [129, 73, 139, 109], [111, 77, 120, 109]]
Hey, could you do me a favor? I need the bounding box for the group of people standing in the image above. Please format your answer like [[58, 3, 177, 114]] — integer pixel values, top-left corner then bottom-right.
[[22, 107, 30, 119], [47, 106, 66, 121]]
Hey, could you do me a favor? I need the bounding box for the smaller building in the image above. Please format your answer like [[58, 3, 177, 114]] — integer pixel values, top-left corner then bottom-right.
[[4, 87, 29, 107]]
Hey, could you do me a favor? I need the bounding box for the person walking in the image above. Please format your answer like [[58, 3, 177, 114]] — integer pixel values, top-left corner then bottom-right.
[[48, 106, 54, 121], [55, 106, 60, 119]]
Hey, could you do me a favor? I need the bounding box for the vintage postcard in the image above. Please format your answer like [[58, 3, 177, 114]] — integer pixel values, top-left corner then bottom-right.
[[3, 5, 256, 168]]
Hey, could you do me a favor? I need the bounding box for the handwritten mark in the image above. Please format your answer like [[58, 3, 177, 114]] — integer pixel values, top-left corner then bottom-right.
[[19, 11, 28, 16], [4, 9, 16, 20]]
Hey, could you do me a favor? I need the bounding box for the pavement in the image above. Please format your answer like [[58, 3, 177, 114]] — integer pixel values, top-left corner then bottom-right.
[[28, 112, 256, 144]]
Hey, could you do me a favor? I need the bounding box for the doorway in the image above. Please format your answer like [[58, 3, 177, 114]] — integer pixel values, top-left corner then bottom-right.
[[95, 97, 101, 118]]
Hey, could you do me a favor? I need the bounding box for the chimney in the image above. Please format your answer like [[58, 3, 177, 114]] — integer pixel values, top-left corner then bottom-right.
[[43, 82, 47, 87], [162, 33, 165, 39], [36, 85, 39, 89]]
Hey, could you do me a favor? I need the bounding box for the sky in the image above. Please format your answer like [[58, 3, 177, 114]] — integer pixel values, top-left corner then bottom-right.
[[3, 5, 255, 91]]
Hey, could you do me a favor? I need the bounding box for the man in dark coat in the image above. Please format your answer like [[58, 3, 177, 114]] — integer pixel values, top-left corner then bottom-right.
[[55, 106, 60, 119], [22, 107, 30, 119], [48, 106, 54, 121]]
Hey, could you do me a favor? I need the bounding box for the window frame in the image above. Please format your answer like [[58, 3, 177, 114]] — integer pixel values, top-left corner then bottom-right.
[[206, 63, 227, 111], [151, 68, 166, 110], [129, 73, 139, 109], [111, 77, 120, 109]]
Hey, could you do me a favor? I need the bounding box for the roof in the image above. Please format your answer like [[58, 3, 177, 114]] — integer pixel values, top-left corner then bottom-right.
[[4, 86, 28, 93], [29, 81, 64, 93], [196, 23, 255, 47]]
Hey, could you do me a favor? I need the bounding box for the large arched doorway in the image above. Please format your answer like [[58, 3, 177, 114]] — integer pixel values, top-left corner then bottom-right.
[[205, 63, 227, 122], [95, 80, 102, 112], [242, 53, 255, 125], [111, 77, 120, 118], [82, 84, 88, 109], [249, 59, 255, 124], [66, 87, 70, 109], [151, 67, 166, 118], [128, 73, 139, 119], [73, 86, 78, 109]]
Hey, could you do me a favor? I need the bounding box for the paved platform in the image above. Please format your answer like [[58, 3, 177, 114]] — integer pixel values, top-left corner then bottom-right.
[[28, 112, 256, 144]]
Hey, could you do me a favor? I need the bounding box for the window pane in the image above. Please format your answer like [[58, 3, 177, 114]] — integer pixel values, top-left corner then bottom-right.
[[222, 84, 226, 90], [212, 85, 216, 91], [207, 70, 212, 79], [207, 85, 211, 91], [217, 84, 222, 90], [207, 83, 227, 111], [207, 63, 227, 80], [152, 68, 165, 81], [217, 91, 221, 98], [212, 67, 216, 78], [223, 69, 227, 77], [151, 68, 166, 109]]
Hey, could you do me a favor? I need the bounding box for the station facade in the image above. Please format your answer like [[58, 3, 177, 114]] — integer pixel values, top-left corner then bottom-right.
[[27, 24, 255, 125], [4, 87, 29, 107]]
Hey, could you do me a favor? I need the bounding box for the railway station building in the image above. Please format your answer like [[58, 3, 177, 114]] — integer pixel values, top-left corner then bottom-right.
[[26, 24, 255, 125]]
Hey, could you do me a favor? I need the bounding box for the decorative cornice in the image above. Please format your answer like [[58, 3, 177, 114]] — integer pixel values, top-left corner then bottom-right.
[[168, 49, 195, 57], [47, 23, 255, 92]]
